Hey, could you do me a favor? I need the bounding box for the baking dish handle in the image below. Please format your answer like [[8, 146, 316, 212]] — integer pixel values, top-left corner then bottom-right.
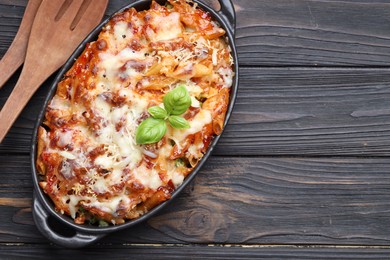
[[33, 196, 104, 248], [218, 0, 236, 35]]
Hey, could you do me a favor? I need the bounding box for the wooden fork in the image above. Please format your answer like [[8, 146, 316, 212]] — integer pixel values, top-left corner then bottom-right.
[[0, 0, 108, 143], [0, 0, 42, 90]]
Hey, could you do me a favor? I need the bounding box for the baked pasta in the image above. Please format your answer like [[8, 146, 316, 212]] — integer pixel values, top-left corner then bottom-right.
[[36, 0, 234, 225]]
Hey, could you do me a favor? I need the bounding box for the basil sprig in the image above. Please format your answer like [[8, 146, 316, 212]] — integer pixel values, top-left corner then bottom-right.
[[136, 85, 191, 145]]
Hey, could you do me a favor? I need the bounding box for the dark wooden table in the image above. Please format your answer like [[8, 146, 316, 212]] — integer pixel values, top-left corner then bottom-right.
[[1, 0, 390, 258]]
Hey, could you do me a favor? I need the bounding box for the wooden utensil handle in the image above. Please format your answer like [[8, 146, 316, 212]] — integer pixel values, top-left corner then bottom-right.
[[0, 0, 42, 89], [0, 66, 45, 143], [0, 41, 25, 89]]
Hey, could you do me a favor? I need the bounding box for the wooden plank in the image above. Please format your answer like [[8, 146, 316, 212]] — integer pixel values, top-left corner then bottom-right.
[[2, 155, 390, 245], [1, 244, 390, 259], [234, 0, 390, 66], [216, 67, 390, 156], [2, 68, 390, 156], [2, 0, 390, 66]]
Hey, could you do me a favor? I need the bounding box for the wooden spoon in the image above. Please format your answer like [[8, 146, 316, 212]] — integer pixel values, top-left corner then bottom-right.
[[0, 0, 43, 89], [0, 0, 108, 143]]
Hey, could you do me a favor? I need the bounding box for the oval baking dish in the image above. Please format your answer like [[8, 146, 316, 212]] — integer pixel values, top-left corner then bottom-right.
[[31, 0, 238, 248]]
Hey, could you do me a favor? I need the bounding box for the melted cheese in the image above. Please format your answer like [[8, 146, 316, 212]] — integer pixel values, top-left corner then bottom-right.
[[149, 12, 182, 41], [49, 96, 70, 110], [218, 67, 234, 88], [98, 49, 144, 82], [114, 21, 133, 42], [57, 130, 73, 148], [133, 165, 162, 190], [59, 151, 76, 160], [171, 170, 185, 187], [169, 109, 212, 142], [93, 177, 109, 194], [85, 195, 124, 214], [93, 99, 146, 171]]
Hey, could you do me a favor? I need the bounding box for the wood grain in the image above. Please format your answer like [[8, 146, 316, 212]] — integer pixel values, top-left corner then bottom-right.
[[2, 68, 390, 156], [0, 0, 42, 90], [0, 2, 25, 54], [234, 0, 390, 66], [2, 0, 390, 66], [1, 0, 390, 257], [217, 67, 390, 156], [2, 155, 390, 245], [2, 244, 390, 259]]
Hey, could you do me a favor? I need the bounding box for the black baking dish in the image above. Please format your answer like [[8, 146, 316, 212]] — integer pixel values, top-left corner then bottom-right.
[[31, 0, 238, 248]]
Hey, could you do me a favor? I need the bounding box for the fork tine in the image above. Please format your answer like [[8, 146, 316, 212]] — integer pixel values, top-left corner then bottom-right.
[[54, 0, 72, 22], [73, 0, 109, 32], [56, 0, 83, 26], [36, 0, 64, 20], [67, 0, 83, 14], [70, 0, 92, 30]]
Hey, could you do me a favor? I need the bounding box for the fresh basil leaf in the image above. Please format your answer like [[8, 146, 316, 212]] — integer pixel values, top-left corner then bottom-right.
[[136, 118, 167, 144], [168, 115, 190, 129], [163, 85, 191, 115], [148, 106, 167, 119]]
